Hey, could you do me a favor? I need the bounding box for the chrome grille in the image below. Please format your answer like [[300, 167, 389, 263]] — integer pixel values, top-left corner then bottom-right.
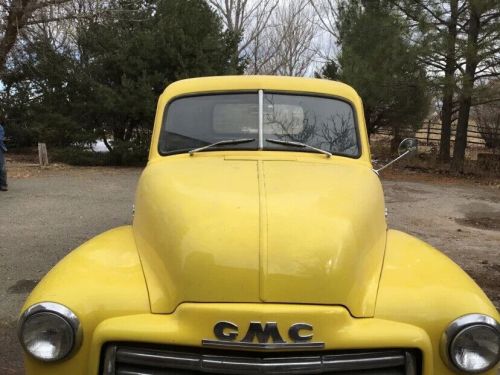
[[101, 344, 419, 375]]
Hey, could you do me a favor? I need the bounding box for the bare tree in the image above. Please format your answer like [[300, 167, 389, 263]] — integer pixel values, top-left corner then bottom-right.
[[308, 0, 339, 38], [244, 4, 281, 74], [206, 0, 278, 63], [208, 0, 320, 76], [0, 0, 74, 75], [257, 0, 320, 76], [474, 102, 500, 150], [307, 0, 340, 65]]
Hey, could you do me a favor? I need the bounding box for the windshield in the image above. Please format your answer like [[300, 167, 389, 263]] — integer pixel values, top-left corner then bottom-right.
[[159, 92, 359, 157]]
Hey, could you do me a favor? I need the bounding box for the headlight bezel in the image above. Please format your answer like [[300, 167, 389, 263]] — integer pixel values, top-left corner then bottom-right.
[[18, 302, 83, 362], [441, 313, 500, 374]]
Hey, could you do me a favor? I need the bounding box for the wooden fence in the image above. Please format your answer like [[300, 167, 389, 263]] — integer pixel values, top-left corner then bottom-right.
[[377, 121, 500, 148]]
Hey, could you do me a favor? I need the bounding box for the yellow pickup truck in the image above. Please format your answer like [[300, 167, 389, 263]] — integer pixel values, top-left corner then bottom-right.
[[18, 76, 499, 374]]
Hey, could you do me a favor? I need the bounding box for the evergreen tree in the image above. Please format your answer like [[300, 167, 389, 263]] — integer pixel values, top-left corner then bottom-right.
[[1, 0, 240, 163], [75, 0, 240, 161], [320, 0, 429, 152]]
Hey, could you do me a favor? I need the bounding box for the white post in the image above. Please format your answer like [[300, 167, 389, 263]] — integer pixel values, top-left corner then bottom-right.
[[38, 142, 49, 167]]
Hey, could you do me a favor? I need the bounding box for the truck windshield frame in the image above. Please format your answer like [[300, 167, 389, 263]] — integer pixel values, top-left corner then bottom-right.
[[158, 91, 361, 158]]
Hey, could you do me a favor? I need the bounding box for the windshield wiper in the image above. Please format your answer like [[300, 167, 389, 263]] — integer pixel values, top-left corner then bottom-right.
[[266, 138, 332, 158], [189, 138, 255, 156]]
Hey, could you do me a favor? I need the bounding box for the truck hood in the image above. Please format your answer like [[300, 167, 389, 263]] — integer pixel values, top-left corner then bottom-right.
[[133, 155, 387, 317]]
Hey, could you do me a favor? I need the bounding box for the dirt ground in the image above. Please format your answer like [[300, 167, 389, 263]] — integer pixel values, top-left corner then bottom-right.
[[0, 161, 499, 374]]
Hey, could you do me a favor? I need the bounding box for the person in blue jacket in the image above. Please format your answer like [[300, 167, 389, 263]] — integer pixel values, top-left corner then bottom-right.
[[0, 122, 7, 191]]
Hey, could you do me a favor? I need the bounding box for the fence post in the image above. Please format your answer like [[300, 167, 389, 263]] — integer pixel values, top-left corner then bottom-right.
[[426, 120, 431, 145], [38, 142, 49, 168]]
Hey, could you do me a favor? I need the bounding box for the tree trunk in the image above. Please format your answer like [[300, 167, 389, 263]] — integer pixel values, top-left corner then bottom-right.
[[103, 137, 113, 152], [438, 0, 458, 162], [452, 95, 472, 172], [451, 2, 481, 173], [0, 0, 32, 75], [365, 107, 374, 136], [390, 125, 401, 155]]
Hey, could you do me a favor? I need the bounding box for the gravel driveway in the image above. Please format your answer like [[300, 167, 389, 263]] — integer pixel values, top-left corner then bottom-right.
[[0, 167, 141, 374], [0, 165, 498, 374]]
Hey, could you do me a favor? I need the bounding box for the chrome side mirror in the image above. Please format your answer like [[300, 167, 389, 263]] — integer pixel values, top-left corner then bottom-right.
[[374, 138, 418, 175], [398, 138, 418, 156]]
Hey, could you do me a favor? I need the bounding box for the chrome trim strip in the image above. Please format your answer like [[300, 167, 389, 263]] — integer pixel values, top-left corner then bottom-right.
[[104, 345, 413, 375], [201, 339, 325, 350], [322, 352, 405, 370], [18, 302, 83, 362], [405, 351, 417, 375], [258, 89, 264, 149], [440, 313, 500, 373], [117, 347, 200, 368], [103, 346, 117, 375], [202, 355, 322, 374]]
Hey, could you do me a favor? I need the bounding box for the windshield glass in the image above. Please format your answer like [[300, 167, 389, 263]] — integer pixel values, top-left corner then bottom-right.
[[159, 92, 359, 157], [159, 94, 259, 154], [263, 93, 358, 156]]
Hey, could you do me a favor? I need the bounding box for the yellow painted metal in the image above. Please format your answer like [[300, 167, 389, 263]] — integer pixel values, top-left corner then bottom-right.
[[133, 75, 380, 317], [20, 76, 500, 375], [260, 159, 385, 315], [376, 230, 500, 374], [22, 226, 150, 375], [134, 155, 386, 316], [134, 156, 262, 309]]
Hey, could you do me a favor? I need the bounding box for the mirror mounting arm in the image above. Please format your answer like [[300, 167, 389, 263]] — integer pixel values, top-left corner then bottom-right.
[[373, 150, 411, 175], [373, 138, 418, 175]]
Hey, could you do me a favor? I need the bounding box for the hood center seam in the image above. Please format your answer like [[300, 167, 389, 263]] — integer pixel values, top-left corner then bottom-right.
[[257, 160, 269, 302]]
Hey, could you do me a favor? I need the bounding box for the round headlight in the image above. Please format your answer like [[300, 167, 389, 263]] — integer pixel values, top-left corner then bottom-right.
[[442, 314, 500, 373], [18, 302, 82, 362]]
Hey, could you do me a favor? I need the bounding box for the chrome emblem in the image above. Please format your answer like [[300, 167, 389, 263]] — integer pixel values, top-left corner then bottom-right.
[[202, 321, 325, 350]]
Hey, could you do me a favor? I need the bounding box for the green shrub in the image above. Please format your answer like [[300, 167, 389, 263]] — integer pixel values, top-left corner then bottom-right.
[[51, 148, 107, 166], [51, 144, 148, 167]]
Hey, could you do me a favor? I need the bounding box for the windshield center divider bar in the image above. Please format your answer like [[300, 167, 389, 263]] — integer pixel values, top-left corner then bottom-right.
[[258, 89, 264, 150]]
